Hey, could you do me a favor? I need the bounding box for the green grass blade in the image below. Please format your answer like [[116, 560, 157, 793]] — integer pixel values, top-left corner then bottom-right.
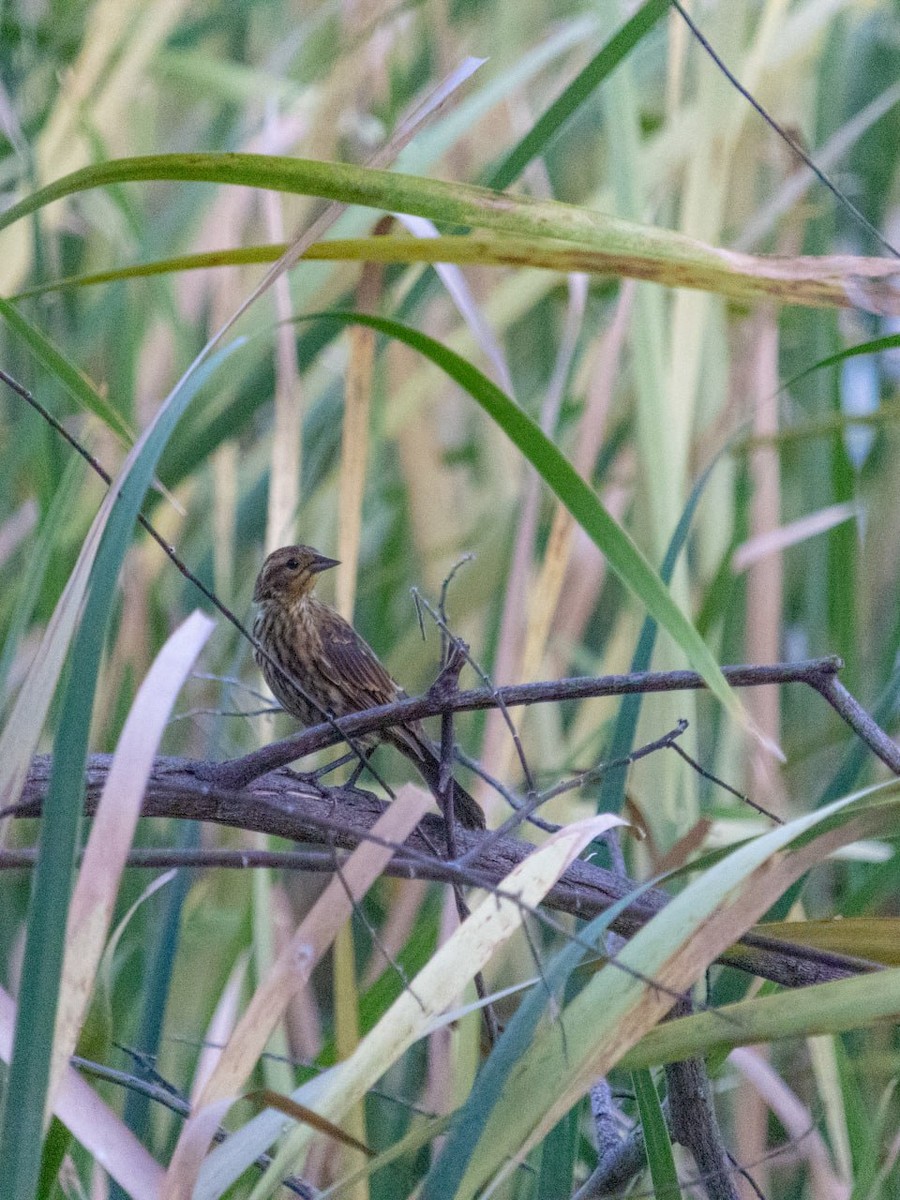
[[0, 343, 238, 1200], [488, 0, 671, 190], [0, 456, 84, 708], [619, 963, 900, 1070], [534, 1109, 579, 1199], [0, 567, 112, 1197], [633, 1068, 682, 1199], [781, 333, 900, 396], [597, 458, 720, 815], [0, 298, 136, 443], [116, 821, 199, 1163]]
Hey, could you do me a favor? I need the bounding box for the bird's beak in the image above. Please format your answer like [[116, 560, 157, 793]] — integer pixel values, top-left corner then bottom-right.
[[310, 554, 340, 574]]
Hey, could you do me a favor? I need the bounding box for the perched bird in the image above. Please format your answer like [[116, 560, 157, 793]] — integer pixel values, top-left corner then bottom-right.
[[252, 544, 485, 830]]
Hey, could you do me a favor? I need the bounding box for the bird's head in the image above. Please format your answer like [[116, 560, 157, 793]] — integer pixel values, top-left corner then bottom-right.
[[253, 545, 340, 605]]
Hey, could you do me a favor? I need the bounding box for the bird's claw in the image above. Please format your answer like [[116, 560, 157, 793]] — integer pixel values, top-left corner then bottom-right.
[[283, 766, 321, 786]]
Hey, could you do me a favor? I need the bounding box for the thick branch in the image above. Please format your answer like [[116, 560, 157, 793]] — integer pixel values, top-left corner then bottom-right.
[[211, 656, 894, 790], [665, 1001, 739, 1200], [15, 754, 879, 993]]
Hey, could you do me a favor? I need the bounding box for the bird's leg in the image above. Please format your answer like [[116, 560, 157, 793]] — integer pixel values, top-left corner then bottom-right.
[[345, 748, 376, 790], [310, 750, 358, 779], [282, 765, 324, 786], [289, 748, 376, 791]]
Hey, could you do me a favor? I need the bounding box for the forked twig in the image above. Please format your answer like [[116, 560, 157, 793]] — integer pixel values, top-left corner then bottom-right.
[[413, 584, 538, 795]]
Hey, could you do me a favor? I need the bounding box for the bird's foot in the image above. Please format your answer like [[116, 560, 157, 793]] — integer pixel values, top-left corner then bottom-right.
[[282, 766, 327, 791]]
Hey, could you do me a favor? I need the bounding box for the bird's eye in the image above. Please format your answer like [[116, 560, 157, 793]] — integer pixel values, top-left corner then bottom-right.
[[286, 557, 300, 570]]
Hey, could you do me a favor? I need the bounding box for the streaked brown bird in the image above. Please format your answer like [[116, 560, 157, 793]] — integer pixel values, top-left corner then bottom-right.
[[252, 544, 485, 830]]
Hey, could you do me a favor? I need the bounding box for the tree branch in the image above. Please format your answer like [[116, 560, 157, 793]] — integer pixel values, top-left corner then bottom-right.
[[665, 1002, 740, 1200], [211, 656, 890, 791], [13, 754, 880, 994]]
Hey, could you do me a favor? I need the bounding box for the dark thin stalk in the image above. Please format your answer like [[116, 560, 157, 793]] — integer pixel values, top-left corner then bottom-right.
[[434, 640, 501, 1045], [671, 0, 900, 259], [71, 1056, 315, 1198], [414, 587, 538, 796], [455, 721, 690, 870]]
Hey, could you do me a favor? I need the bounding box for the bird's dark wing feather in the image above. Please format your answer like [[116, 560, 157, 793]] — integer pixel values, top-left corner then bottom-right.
[[305, 604, 485, 828], [313, 602, 399, 708]]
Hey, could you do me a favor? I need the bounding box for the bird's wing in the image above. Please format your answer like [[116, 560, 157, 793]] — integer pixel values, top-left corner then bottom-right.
[[315, 604, 399, 708]]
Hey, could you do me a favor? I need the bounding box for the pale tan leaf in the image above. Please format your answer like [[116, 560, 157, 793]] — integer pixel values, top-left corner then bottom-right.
[[220, 814, 629, 1196], [733, 502, 859, 572], [48, 611, 213, 1112], [732, 1047, 849, 1200], [0, 985, 164, 1197]]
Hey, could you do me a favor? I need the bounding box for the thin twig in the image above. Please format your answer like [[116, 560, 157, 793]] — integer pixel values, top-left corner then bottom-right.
[[811, 673, 900, 775], [453, 747, 559, 832], [537, 721, 689, 807], [72, 1054, 316, 1198], [437, 552, 475, 666], [412, 587, 538, 795], [327, 839, 422, 1014], [455, 722, 688, 870], [667, 741, 783, 825], [169, 705, 281, 723], [212, 656, 870, 790]]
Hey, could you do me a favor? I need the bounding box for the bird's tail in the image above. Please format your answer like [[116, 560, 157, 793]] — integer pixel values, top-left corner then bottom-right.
[[391, 727, 485, 830]]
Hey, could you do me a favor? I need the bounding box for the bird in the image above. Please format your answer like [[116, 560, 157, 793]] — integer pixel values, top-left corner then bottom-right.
[[252, 544, 485, 830]]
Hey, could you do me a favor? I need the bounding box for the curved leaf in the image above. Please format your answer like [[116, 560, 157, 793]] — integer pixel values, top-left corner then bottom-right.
[[299, 309, 742, 721], [3, 155, 900, 314], [453, 784, 900, 1195], [619, 964, 900, 1070], [0, 298, 135, 443]]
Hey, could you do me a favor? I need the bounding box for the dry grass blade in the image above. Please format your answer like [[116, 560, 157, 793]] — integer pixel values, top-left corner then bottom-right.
[[231, 814, 628, 1195], [731, 1047, 848, 1199], [395, 213, 513, 390], [334, 217, 392, 1192], [262, 181, 303, 552], [519, 278, 627, 691], [190, 951, 251, 1105], [247, 1089, 373, 1157], [336, 220, 387, 620], [733, 502, 860, 572]]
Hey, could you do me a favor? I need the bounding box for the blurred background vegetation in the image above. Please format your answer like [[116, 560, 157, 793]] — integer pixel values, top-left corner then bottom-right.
[[1, 0, 900, 1196]]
